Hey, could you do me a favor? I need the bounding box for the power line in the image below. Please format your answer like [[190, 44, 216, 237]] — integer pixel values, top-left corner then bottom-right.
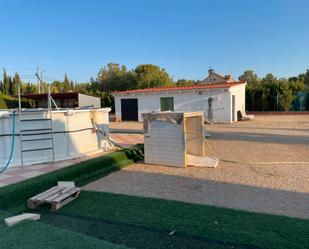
[[0, 74, 36, 77], [0, 67, 37, 71], [0, 68, 66, 83], [43, 70, 65, 78], [44, 76, 61, 81]]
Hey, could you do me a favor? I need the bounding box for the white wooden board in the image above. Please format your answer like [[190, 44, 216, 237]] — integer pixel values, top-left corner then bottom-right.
[[187, 154, 219, 168], [4, 213, 40, 227]]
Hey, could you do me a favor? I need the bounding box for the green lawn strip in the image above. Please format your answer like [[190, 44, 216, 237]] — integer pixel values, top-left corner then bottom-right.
[[0, 209, 14, 228], [0, 219, 131, 249], [41, 211, 257, 249], [54, 191, 309, 249], [0, 147, 143, 213]]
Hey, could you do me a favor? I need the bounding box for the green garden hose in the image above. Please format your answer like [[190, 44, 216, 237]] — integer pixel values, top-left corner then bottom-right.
[[0, 111, 16, 174]]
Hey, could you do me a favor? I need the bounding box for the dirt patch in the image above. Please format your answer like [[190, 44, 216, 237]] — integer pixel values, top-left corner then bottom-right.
[[87, 115, 309, 219]]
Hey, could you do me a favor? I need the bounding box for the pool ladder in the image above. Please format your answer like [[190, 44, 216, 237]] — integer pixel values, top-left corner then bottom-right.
[[19, 110, 55, 166]]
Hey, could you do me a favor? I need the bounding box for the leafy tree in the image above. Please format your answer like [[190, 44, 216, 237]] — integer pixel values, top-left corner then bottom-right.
[[288, 76, 298, 82], [304, 69, 309, 86], [279, 83, 293, 112], [239, 70, 259, 84], [297, 73, 305, 83], [245, 72, 302, 112], [245, 82, 260, 111], [1, 64, 308, 112], [260, 74, 279, 110], [176, 79, 196, 86], [74, 82, 91, 94], [2, 69, 10, 94], [13, 72, 21, 94], [288, 79, 304, 92], [98, 63, 136, 91], [51, 80, 63, 92], [134, 64, 173, 89], [261, 73, 277, 85], [7, 76, 14, 95], [24, 83, 36, 94], [97, 63, 136, 110]]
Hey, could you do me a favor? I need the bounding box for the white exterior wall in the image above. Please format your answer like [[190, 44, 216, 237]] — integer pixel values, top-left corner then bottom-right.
[[202, 73, 227, 84], [229, 83, 246, 121], [78, 94, 101, 108], [114, 94, 161, 121], [174, 90, 231, 123], [0, 108, 110, 167], [114, 88, 235, 123]]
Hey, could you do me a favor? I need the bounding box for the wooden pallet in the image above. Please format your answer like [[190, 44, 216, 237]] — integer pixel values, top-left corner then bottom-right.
[[27, 184, 80, 211]]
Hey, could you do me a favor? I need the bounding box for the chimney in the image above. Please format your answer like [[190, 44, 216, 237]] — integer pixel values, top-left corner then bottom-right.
[[208, 68, 214, 75], [225, 75, 232, 82]]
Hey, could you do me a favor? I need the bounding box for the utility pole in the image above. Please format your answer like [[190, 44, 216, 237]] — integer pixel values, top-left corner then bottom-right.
[[18, 80, 21, 111], [37, 67, 40, 94], [35, 71, 59, 110], [40, 71, 44, 94], [36, 68, 45, 94]]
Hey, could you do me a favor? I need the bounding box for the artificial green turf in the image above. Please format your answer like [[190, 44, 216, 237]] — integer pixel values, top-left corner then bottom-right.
[[1, 145, 309, 249], [41, 211, 255, 249], [0, 148, 142, 249], [0, 146, 143, 212], [43, 191, 309, 249], [0, 220, 131, 249]]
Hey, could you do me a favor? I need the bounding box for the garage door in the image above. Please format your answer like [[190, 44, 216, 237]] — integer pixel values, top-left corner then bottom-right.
[[121, 99, 138, 121]]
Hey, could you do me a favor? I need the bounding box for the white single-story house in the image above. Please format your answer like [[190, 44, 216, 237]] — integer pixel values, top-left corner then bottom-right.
[[112, 70, 247, 123]]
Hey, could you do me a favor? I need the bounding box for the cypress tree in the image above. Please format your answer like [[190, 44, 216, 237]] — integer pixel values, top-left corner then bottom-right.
[[63, 74, 70, 92], [2, 69, 8, 94], [13, 72, 21, 95], [8, 77, 14, 95]]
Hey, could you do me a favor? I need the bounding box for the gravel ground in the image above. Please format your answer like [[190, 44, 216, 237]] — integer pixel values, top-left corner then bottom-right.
[[87, 115, 309, 219], [110, 122, 143, 131]]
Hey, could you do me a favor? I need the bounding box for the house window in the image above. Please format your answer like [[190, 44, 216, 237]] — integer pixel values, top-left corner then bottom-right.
[[160, 97, 174, 111]]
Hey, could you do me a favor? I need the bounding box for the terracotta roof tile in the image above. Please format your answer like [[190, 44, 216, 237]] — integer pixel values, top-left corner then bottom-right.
[[113, 81, 246, 95]]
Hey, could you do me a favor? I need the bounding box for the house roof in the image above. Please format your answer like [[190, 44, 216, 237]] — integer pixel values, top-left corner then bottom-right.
[[18, 92, 99, 100], [113, 81, 246, 95], [18, 92, 79, 100]]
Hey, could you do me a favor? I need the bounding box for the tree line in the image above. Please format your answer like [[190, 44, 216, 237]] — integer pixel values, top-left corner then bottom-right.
[[1, 64, 309, 111], [0, 69, 75, 95], [240, 70, 309, 111]]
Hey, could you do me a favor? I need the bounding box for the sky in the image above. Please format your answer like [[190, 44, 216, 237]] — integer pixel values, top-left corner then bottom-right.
[[1, 0, 309, 83]]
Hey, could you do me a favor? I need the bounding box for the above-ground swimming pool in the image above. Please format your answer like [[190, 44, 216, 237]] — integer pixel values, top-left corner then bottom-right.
[[0, 108, 111, 167]]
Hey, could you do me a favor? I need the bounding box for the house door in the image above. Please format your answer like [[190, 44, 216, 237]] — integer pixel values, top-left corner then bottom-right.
[[232, 95, 236, 122], [121, 99, 138, 121]]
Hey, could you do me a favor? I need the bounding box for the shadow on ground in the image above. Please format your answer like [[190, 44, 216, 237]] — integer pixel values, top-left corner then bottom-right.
[[211, 126, 309, 132], [84, 170, 309, 219], [41, 212, 260, 249], [208, 131, 309, 145]]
